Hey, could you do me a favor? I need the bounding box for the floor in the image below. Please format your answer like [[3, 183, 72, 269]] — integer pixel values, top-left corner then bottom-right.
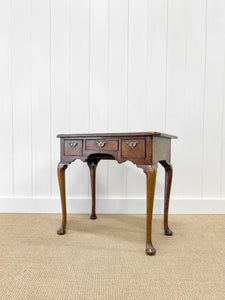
[[0, 214, 224, 299]]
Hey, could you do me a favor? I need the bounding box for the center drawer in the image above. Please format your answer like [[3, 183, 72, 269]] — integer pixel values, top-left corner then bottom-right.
[[85, 139, 118, 151]]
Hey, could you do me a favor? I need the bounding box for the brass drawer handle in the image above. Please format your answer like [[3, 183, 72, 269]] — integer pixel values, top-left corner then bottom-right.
[[96, 141, 106, 148], [127, 141, 138, 149], [69, 142, 78, 149]]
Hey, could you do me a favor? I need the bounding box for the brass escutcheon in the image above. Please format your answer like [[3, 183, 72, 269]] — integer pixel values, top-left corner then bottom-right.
[[96, 141, 106, 148], [69, 142, 78, 149], [127, 141, 138, 150]]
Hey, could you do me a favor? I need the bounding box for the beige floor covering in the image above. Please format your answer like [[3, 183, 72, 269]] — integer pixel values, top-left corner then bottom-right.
[[0, 214, 224, 300]]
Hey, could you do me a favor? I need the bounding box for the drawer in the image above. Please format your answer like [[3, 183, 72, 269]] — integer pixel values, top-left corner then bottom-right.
[[64, 140, 83, 156], [121, 139, 145, 158], [85, 139, 118, 151]]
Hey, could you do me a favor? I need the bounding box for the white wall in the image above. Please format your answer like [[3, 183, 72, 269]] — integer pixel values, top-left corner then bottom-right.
[[0, 0, 225, 214]]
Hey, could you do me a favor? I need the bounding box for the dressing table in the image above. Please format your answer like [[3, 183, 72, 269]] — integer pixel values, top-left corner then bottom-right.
[[57, 131, 177, 255]]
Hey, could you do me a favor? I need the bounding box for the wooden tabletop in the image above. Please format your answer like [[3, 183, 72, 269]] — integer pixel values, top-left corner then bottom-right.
[[57, 131, 178, 139]]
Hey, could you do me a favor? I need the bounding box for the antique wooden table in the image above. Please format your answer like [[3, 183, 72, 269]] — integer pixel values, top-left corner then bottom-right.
[[57, 132, 177, 255]]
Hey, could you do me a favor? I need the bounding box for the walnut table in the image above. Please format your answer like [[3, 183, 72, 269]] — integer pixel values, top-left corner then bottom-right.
[[57, 132, 177, 255]]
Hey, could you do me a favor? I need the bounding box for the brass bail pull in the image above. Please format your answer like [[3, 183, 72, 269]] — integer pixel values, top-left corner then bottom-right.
[[127, 141, 138, 149], [96, 141, 106, 148], [69, 142, 78, 149]]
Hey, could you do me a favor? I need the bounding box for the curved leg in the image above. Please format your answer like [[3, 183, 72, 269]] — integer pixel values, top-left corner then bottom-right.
[[138, 164, 158, 255], [87, 160, 98, 220], [57, 163, 68, 235], [159, 160, 173, 236]]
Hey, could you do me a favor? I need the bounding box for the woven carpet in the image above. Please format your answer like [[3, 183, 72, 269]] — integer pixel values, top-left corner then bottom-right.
[[0, 214, 224, 299]]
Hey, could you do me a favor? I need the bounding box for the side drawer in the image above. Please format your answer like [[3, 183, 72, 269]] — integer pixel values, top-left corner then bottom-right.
[[121, 138, 146, 158], [64, 140, 83, 156], [85, 139, 118, 151]]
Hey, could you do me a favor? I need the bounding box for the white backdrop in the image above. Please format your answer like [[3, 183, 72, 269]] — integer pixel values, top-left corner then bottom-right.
[[0, 0, 225, 213]]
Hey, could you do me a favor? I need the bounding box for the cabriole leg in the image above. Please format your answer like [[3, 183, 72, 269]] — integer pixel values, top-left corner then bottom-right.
[[57, 163, 68, 235], [160, 160, 173, 236], [88, 161, 98, 220], [139, 164, 158, 255]]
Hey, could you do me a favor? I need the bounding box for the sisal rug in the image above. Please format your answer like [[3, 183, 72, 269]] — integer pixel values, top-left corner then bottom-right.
[[0, 214, 224, 299]]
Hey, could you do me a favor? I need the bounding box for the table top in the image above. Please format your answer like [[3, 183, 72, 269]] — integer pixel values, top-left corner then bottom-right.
[[57, 131, 178, 139]]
